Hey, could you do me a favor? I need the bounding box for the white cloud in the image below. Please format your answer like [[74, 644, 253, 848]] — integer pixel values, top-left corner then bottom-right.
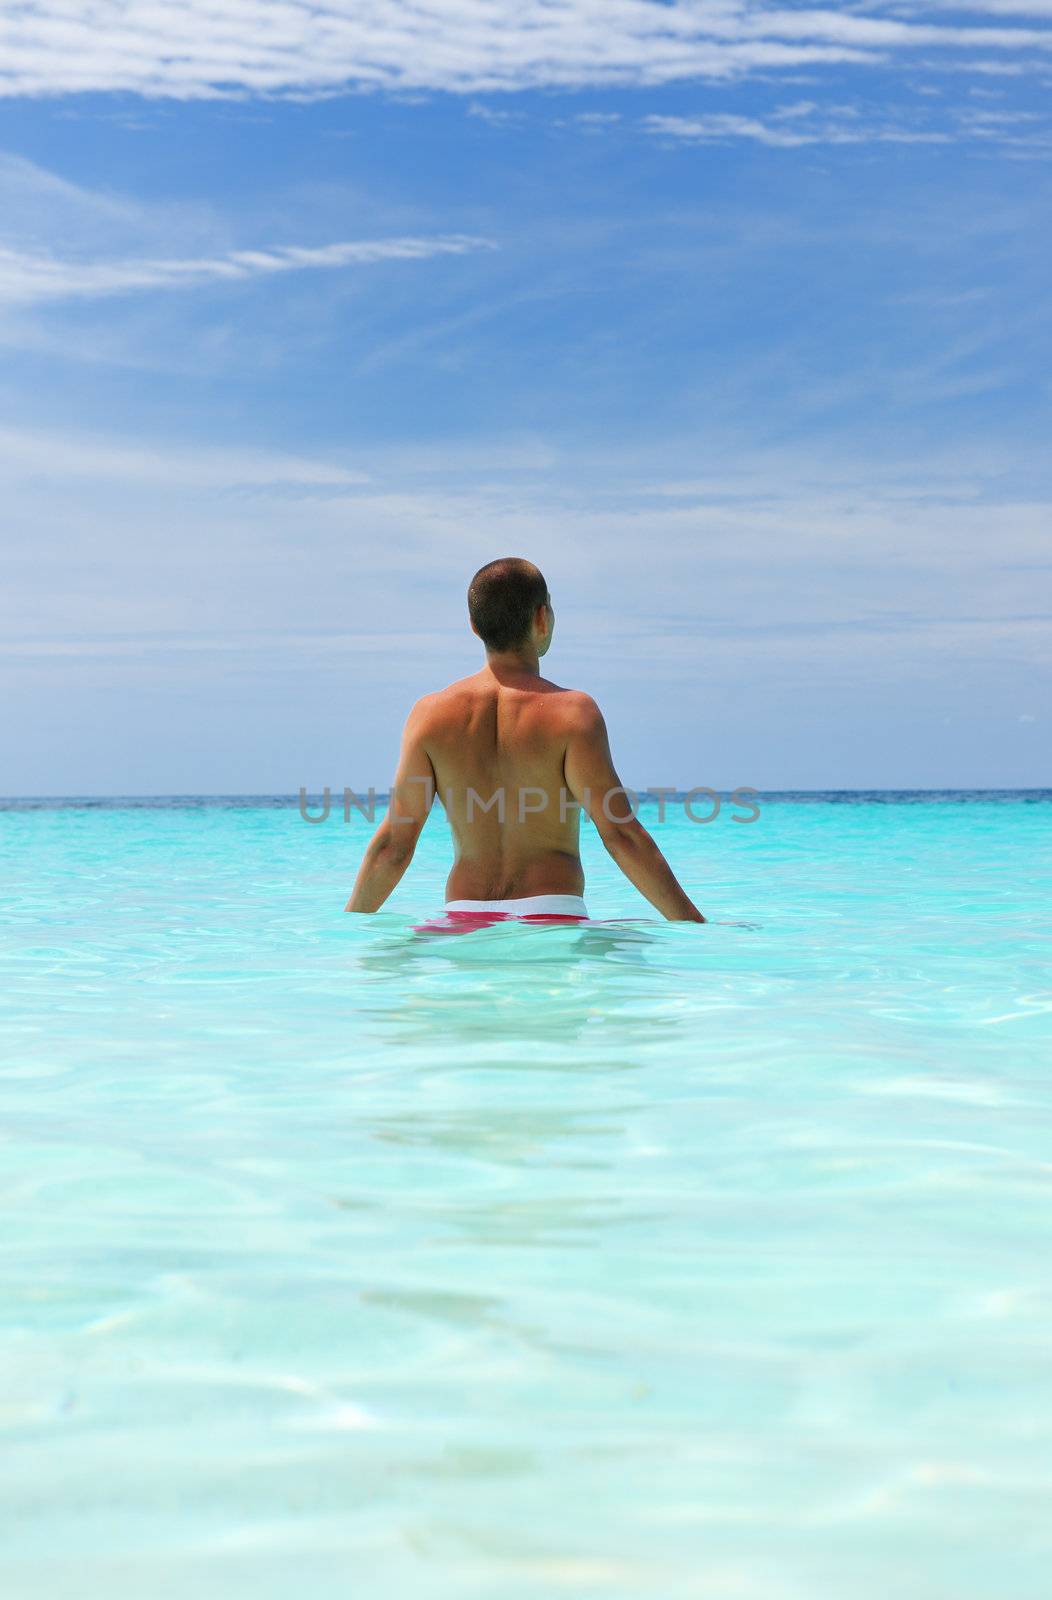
[[467, 102, 523, 126], [644, 110, 954, 147], [643, 94, 1052, 148], [0, 422, 369, 490], [771, 99, 819, 118], [0, 1, 1050, 101], [0, 234, 494, 306], [4, 421, 1049, 788], [923, 0, 1052, 14]]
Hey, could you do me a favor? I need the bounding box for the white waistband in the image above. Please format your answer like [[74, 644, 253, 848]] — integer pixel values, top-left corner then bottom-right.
[[445, 895, 588, 917]]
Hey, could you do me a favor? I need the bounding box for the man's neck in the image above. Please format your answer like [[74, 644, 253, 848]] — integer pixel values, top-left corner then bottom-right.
[[484, 645, 541, 679]]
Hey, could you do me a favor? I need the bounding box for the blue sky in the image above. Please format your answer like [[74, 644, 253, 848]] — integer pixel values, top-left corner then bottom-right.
[[1, 1, 1050, 793]]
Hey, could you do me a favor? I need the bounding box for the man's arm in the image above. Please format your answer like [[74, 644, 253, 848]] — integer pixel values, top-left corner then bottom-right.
[[345, 703, 436, 912], [564, 698, 705, 923]]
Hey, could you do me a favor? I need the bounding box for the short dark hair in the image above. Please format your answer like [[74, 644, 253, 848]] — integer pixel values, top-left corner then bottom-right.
[[468, 558, 549, 652]]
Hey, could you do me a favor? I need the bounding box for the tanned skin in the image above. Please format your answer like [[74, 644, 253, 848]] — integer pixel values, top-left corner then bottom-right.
[[345, 593, 705, 921]]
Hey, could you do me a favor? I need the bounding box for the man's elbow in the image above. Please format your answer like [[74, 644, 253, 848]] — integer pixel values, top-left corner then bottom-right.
[[600, 818, 647, 860], [379, 824, 419, 867]]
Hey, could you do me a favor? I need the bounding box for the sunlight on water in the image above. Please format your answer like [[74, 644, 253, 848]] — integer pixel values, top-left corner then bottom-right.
[[1, 795, 1050, 1597]]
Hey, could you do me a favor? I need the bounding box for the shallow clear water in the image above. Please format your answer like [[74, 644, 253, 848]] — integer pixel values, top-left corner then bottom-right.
[[1, 794, 1050, 1598]]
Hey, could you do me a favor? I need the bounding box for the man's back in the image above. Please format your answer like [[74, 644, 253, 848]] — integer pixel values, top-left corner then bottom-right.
[[416, 663, 589, 902], [345, 556, 703, 921]]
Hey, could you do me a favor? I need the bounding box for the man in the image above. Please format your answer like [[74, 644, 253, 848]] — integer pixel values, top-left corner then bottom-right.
[[345, 558, 705, 923]]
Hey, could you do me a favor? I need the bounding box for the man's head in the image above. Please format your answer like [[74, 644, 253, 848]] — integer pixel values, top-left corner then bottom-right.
[[468, 558, 553, 658]]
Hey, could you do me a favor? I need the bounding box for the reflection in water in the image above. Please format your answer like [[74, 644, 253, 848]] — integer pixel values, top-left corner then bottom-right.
[[332, 916, 755, 1311], [352, 919, 681, 1053], [337, 921, 686, 1200]]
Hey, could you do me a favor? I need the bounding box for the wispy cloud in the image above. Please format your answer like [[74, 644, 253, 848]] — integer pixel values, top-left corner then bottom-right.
[[0, 423, 368, 491], [644, 110, 951, 147], [0, 235, 495, 306], [1, 1, 1050, 100], [4, 419, 1049, 788], [644, 100, 1052, 149], [467, 103, 523, 127], [920, 0, 1052, 15], [4, 422, 1050, 675]]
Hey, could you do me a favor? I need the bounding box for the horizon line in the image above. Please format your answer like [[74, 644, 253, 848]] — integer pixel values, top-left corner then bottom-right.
[[3, 788, 1050, 805]]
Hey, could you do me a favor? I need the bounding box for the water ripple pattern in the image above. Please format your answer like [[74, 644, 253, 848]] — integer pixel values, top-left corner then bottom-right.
[[1, 793, 1050, 1598]]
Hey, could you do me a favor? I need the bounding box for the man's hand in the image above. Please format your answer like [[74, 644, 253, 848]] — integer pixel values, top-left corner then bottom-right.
[[345, 703, 436, 912], [563, 698, 705, 922]]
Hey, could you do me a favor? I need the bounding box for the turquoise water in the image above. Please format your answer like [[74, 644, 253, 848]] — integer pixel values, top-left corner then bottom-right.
[[1, 794, 1051, 1598]]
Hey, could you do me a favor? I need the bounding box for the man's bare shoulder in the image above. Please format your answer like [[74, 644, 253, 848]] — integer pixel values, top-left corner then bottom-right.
[[407, 675, 604, 733], [552, 687, 605, 732], [435, 670, 488, 700], [404, 674, 484, 729]]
